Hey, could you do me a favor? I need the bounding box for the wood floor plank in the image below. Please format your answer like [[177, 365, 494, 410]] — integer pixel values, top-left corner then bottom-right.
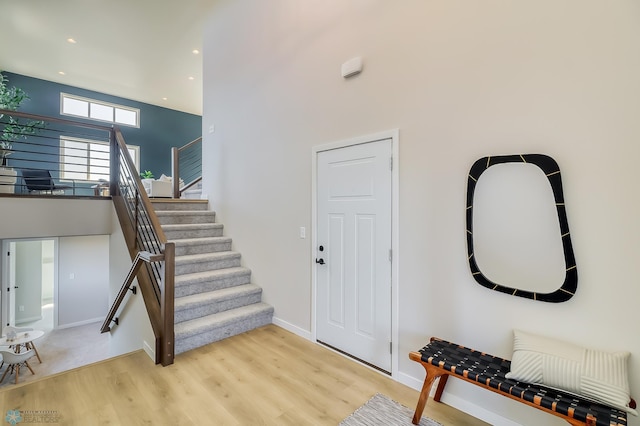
[[0, 325, 488, 425]]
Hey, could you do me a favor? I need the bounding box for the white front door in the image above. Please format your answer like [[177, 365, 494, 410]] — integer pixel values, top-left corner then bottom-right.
[[316, 138, 392, 372]]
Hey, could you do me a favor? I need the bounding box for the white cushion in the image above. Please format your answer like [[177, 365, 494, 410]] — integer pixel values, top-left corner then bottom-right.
[[505, 329, 636, 415]]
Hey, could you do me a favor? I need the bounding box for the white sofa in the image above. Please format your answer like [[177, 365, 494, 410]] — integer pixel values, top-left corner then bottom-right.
[[142, 178, 172, 198]]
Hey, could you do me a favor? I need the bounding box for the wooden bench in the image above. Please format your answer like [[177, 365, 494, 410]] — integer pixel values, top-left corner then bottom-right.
[[410, 337, 636, 426]]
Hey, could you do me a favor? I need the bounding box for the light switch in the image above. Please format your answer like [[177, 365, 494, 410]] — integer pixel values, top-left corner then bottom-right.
[[70, 273, 75, 279], [299, 227, 306, 239]]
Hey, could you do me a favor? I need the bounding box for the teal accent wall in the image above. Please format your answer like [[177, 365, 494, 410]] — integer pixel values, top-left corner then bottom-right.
[[2, 71, 201, 178]]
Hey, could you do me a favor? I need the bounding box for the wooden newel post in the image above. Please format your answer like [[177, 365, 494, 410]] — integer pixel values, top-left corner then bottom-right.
[[160, 242, 175, 366]]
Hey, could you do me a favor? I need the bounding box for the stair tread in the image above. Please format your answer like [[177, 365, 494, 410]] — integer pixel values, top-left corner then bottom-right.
[[170, 236, 231, 245], [174, 283, 261, 310], [174, 303, 273, 337], [156, 210, 215, 216], [175, 251, 240, 263], [175, 266, 250, 284], [162, 223, 223, 230]]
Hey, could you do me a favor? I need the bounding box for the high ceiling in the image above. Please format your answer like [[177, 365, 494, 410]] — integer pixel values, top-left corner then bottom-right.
[[0, 0, 215, 116]]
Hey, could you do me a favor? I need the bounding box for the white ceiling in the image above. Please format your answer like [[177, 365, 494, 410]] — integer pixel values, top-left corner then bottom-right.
[[0, 0, 215, 116]]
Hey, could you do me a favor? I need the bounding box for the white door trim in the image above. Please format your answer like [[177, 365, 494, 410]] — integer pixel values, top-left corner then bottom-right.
[[311, 128, 399, 378]]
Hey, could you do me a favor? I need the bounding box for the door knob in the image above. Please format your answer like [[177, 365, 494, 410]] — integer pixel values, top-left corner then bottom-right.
[[315, 258, 325, 265]]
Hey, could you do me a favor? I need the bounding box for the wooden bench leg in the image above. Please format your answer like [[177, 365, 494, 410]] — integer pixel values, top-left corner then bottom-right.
[[412, 362, 445, 425], [433, 374, 449, 402]]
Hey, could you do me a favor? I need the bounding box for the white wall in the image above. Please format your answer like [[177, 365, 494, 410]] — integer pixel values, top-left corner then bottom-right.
[[58, 235, 109, 327], [107, 204, 155, 359], [0, 198, 113, 238], [202, 1, 640, 425]]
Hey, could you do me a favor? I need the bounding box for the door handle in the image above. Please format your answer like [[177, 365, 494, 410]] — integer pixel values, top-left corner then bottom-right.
[[315, 258, 325, 265]]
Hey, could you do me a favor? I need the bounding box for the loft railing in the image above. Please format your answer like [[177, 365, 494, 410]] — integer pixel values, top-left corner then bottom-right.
[[171, 136, 201, 198], [0, 108, 175, 366], [0, 108, 113, 196]]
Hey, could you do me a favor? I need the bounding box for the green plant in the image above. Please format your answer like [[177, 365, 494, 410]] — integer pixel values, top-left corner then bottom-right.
[[0, 72, 44, 150], [140, 170, 154, 179]]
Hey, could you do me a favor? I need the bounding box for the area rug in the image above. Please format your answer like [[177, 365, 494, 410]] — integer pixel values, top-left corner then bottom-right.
[[339, 393, 443, 426]]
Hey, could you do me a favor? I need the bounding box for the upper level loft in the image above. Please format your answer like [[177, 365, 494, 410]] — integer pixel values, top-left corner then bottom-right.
[[0, 109, 202, 201]]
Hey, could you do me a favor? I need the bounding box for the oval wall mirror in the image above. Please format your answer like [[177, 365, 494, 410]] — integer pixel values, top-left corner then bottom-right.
[[466, 154, 577, 302]]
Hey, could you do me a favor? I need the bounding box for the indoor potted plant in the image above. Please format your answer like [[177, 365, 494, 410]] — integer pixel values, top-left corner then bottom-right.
[[0, 72, 44, 193]]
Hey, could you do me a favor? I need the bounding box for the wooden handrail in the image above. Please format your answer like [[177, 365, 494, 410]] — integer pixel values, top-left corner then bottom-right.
[[100, 250, 162, 333], [107, 126, 175, 366], [114, 129, 168, 243], [177, 136, 202, 153]]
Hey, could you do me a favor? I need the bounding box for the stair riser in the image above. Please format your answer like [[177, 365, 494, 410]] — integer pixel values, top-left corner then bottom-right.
[[174, 241, 232, 256], [152, 202, 208, 211], [174, 312, 273, 355], [158, 213, 216, 225], [175, 272, 252, 297], [175, 257, 241, 275], [164, 228, 224, 240], [174, 291, 263, 323]]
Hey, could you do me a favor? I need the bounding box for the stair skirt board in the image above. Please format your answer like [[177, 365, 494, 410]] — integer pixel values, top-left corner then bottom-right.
[[151, 201, 273, 356]]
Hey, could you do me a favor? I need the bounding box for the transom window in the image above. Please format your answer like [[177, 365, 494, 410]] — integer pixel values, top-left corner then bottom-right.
[[60, 136, 139, 181], [60, 93, 140, 127]]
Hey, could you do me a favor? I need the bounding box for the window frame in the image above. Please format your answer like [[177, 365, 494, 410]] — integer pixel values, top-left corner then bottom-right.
[[59, 136, 140, 182], [60, 93, 140, 128]]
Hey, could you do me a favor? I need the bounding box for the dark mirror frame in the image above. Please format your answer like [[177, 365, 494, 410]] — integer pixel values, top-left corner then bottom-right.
[[466, 154, 577, 303]]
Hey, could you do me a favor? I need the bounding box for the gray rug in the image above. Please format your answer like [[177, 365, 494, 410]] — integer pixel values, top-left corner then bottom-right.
[[339, 393, 443, 426]]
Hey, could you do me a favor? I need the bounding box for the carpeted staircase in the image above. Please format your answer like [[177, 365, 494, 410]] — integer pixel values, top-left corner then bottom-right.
[[151, 200, 273, 355]]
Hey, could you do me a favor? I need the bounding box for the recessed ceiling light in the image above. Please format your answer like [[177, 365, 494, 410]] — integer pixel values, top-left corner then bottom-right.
[[192, 49, 200, 55], [67, 38, 76, 44], [188, 76, 194, 81], [162, 97, 168, 101], [58, 71, 66, 75]]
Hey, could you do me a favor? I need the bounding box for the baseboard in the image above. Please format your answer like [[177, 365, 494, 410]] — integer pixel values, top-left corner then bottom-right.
[[396, 371, 424, 392], [399, 369, 518, 426], [56, 317, 103, 330], [441, 392, 521, 426], [142, 340, 155, 361], [272, 316, 312, 341], [16, 315, 43, 325]]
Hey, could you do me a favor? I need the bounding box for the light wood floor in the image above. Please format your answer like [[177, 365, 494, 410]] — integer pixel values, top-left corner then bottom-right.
[[0, 322, 110, 389], [0, 325, 488, 425]]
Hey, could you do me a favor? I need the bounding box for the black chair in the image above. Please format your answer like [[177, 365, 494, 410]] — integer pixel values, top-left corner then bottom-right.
[[21, 169, 75, 195]]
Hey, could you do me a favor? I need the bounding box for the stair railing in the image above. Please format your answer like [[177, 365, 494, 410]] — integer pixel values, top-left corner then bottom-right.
[[0, 108, 175, 365], [106, 127, 175, 366], [171, 136, 202, 198]]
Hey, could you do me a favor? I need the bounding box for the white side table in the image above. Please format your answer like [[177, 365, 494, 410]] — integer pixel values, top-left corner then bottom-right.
[[0, 329, 44, 363]]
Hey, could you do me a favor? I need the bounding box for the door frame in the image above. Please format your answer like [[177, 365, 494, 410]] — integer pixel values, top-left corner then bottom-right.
[[1, 237, 59, 330], [311, 128, 400, 377]]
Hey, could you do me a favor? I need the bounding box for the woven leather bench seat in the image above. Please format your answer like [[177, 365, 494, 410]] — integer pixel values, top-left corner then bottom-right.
[[409, 338, 633, 426]]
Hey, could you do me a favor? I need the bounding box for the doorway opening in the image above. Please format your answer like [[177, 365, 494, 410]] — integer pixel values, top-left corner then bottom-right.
[[1, 238, 57, 333]]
